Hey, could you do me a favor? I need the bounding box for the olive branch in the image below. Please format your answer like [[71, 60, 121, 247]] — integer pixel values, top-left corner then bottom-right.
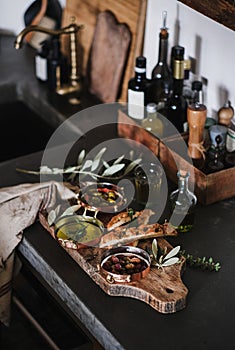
[[16, 148, 142, 181]]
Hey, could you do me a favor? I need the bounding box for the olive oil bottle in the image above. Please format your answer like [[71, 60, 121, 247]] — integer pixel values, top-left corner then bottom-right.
[[169, 170, 197, 233]]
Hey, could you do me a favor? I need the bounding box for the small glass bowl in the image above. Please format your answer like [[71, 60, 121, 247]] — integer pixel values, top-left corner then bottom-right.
[[54, 214, 104, 249], [100, 246, 151, 283]]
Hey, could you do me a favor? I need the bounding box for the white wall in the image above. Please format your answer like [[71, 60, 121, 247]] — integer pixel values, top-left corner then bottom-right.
[[0, 0, 66, 34], [0, 0, 234, 118], [144, 0, 235, 119]]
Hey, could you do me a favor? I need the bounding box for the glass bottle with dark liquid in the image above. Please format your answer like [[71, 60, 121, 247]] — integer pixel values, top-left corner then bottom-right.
[[169, 170, 197, 233], [148, 11, 173, 106]]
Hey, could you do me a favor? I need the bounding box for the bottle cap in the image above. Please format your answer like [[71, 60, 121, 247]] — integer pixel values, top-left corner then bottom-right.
[[136, 56, 146, 68], [146, 103, 157, 113], [192, 80, 202, 91], [172, 45, 185, 59]]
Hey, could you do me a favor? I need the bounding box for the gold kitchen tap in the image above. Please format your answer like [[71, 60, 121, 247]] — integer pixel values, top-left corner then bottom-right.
[[15, 18, 84, 95]]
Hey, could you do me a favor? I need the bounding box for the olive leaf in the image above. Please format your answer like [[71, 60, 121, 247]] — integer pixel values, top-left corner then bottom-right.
[[101, 163, 125, 177], [64, 166, 79, 173], [113, 155, 125, 164], [102, 160, 110, 169], [123, 158, 142, 175], [60, 205, 81, 217], [91, 147, 107, 171], [161, 257, 179, 267], [47, 205, 61, 226], [152, 239, 158, 261], [163, 245, 180, 261], [77, 149, 86, 165], [80, 160, 93, 171]]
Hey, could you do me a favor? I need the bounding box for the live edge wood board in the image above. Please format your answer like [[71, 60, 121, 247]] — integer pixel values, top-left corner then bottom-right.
[[117, 110, 235, 205], [39, 212, 188, 314]]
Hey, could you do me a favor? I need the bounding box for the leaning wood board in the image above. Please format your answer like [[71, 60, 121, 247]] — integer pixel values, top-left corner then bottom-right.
[[39, 213, 188, 314], [61, 0, 147, 101]]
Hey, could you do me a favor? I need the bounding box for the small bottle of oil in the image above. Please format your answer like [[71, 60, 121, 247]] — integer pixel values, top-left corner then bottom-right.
[[169, 170, 197, 233]]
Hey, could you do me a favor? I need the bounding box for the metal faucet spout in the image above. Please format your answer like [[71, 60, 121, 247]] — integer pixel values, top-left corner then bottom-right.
[[14, 22, 84, 49]]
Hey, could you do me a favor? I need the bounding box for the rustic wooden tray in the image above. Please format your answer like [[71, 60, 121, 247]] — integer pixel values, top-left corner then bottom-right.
[[117, 109, 235, 205], [39, 213, 188, 314]]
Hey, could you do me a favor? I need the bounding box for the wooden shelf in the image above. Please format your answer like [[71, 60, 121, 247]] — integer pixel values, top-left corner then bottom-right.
[[178, 0, 235, 31]]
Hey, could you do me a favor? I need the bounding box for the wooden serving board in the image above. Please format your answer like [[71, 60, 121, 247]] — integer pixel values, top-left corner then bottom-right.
[[39, 213, 188, 314]]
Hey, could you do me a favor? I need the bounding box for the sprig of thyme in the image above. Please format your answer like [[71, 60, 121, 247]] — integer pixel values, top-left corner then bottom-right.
[[179, 250, 221, 272]]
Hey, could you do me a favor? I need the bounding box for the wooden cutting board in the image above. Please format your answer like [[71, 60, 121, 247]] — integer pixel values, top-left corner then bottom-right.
[[39, 213, 188, 314], [61, 0, 147, 101]]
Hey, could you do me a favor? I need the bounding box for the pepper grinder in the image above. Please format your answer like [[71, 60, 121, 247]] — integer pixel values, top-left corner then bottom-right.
[[187, 102, 207, 162]]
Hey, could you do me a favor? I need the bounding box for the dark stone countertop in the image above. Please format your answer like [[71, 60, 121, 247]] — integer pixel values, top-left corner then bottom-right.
[[1, 32, 235, 350]]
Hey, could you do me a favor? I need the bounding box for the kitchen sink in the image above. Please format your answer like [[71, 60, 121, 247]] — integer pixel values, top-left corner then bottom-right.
[[0, 101, 55, 162]]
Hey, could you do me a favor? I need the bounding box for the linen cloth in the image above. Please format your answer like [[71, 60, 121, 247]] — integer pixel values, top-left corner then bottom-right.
[[0, 181, 76, 326]]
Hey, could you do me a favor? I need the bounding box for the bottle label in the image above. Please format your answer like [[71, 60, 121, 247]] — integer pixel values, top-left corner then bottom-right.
[[35, 55, 47, 81], [226, 128, 235, 152], [128, 89, 145, 120]]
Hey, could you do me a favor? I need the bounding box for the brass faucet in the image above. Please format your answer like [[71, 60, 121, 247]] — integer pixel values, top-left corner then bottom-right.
[[15, 18, 84, 96]]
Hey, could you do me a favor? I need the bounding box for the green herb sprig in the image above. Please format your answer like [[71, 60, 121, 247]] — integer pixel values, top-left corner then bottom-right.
[[179, 250, 221, 272]]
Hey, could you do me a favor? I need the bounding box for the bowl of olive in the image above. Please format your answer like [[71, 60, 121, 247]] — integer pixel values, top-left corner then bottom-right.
[[79, 182, 126, 213], [100, 246, 151, 283]]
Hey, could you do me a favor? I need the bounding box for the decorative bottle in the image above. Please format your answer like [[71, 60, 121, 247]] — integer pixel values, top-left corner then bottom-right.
[[141, 103, 164, 138], [148, 11, 173, 106], [169, 170, 197, 233], [165, 45, 187, 134], [128, 56, 149, 120], [35, 40, 50, 82]]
